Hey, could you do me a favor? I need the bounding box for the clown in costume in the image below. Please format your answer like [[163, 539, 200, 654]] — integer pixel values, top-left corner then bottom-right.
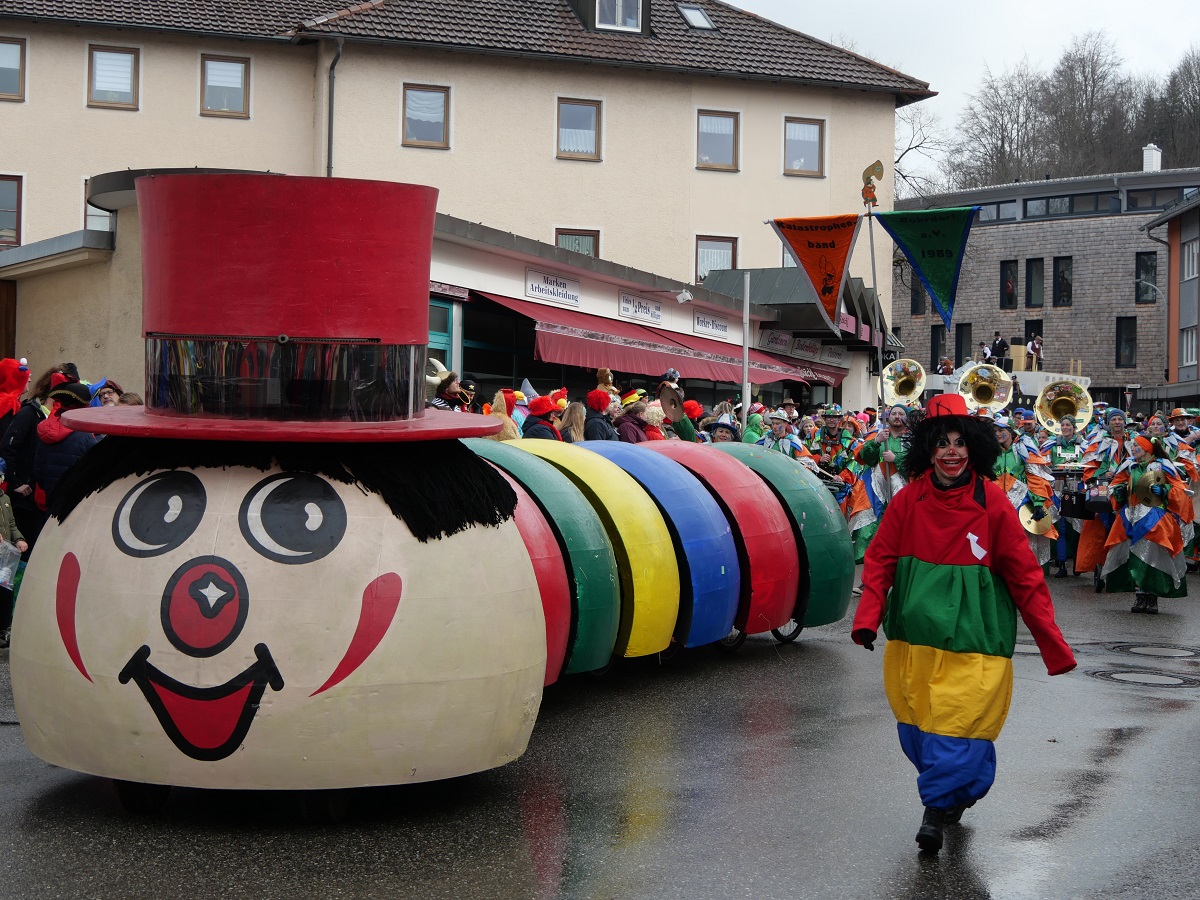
[[852, 393, 1075, 854], [1041, 414, 1086, 577], [1075, 408, 1131, 576], [1101, 435, 1188, 613], [846, 404, 911, 563], [992, 415, 1058, 566]]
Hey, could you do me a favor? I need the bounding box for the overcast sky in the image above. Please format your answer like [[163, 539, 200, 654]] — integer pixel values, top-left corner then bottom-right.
[[726, 0, 1198, 138]]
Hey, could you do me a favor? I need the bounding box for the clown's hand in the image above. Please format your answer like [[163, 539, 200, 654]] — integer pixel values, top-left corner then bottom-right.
[[1112, 484, 1129, 504], [851, 628, 876, 651], [1151, 482, 1169, 500], [1030, 503, 1047, 521]]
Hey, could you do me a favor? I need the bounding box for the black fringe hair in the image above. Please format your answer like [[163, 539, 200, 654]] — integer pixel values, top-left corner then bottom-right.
[[903, 415, 1001, 481], [48, 436, 517, 543]]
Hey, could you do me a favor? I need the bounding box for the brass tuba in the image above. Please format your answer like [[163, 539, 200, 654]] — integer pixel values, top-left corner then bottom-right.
[[957, 363, 1013, 414], [881, 359, 926, 408], [1035, 379, 1093, 435]]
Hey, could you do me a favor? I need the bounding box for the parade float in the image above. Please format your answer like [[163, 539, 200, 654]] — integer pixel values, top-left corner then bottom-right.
[[10, 174, 852, 813]]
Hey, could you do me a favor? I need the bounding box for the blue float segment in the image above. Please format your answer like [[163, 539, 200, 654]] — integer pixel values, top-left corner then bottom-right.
[[579, 441, 739, 647]]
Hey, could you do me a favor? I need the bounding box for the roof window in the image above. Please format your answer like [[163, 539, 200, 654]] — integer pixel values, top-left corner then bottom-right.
[[597, 0, 641, 31], [678, 5, 716, 28]]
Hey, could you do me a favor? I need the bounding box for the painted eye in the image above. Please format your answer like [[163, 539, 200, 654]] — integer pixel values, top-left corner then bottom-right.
[[112, 472, 207, 558], [239, 473, 347, 564]]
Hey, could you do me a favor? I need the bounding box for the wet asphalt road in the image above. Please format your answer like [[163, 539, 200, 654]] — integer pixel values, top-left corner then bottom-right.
[[3, 571, 1200, 899]]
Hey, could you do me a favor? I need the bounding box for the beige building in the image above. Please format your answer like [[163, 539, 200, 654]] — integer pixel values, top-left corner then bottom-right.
[[0, 0, 930, 410]]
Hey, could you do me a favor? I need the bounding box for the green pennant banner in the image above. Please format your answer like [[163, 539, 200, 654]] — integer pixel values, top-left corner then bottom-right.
[[874, 207, 979, 329]]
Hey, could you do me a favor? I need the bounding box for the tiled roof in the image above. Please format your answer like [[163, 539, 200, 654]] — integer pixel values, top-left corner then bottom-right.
[[0, 0, 932, 100]]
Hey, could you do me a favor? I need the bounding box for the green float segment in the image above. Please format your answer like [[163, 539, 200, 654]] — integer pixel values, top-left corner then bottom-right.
[[508, 440, 681, 659], [883, 557, 1018, 655], [711, 444, 855, 628], [463, 439, 620, 673]]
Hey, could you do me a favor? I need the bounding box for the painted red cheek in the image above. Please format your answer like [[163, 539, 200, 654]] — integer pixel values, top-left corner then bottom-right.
[[311, 573, 402, 696], [56, 552, 91, 682]]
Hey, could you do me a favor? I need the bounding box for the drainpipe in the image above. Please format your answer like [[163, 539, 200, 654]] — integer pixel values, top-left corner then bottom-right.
[[325, 37, 345, 178]]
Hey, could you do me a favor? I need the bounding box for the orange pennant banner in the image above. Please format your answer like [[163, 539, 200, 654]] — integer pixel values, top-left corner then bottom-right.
[[771, 214, 862, 332]]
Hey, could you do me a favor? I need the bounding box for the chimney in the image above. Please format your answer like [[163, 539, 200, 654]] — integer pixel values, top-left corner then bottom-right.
[[1143, 143, 1162, 172]]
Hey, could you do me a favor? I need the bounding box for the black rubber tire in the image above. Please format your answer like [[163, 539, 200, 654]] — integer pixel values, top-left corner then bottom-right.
[[771, 619, 804, 643], [114, 780, 171, 814], [297, 790, 351, 825], [717, 627, 747, 652]]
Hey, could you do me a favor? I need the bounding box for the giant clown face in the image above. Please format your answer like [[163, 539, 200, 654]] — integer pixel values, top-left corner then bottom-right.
[[12, 464, 545, 790]]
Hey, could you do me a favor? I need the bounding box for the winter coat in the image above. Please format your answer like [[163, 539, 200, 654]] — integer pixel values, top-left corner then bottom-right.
[[521, 414, 562, 441], [0, 493, 24, 545], [583, 408, 619, 441], [614, 413, 649, 444], [33, 412, 98, 501], [0, 400, 48, 512]]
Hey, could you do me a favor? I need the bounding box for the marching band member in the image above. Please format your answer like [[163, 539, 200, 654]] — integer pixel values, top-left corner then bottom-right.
[[1075, 408, 1131, 577], [758, 409, 820, 472], [1042, 414, 1086, 577], [1102, 435, 1188, 613], [847, 405, 912, 565], [992, 415, 1058, 567]]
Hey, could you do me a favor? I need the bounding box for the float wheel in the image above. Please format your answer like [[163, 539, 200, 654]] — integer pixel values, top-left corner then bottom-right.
[[771, 619, 804, 643], [717, 627, 747, 652], [113, 780, 170, 814]]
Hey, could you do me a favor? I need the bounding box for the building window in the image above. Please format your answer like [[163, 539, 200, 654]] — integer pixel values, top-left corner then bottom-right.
[[1052, 256, 1073, 306], [930, 324, 946, 372], [678, 5, 715, 28], [85, 200, 112, 231], [1025, 198, 1047, 218], [402, 84, 450, 149], [696, 235, 736, 282], [1116, 317, 1137, 368], [1025, 258, 1044, 308], [0, 175, 19, 246], [428, 300, 453, 370], [555, 228, 599, 257], [1183, 239, 1199, 281], [783, 117, 823, 177], [1000, 260, 1017, 309], [557, 98, 601, 161], [955, 323, 972, 369], [88, 45, 138, 110], [201, 54, 249, 118], [1135, 252, 1158, 303], [697, 110, 738, 171], [0, 37, 25, 102], [910, 276, 926, 315], [782, 247, 796, 268], [1180, 326, 1197, 368], [597, 0, 641, 30]]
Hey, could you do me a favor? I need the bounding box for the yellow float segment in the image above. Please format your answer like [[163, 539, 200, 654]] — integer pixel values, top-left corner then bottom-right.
[[509, 440, 679, 657]]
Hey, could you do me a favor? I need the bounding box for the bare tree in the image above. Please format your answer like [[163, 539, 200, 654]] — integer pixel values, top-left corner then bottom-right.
[[894, 104, 951, 201], [941, 59, 1049, 188], [1160, 46, 1200, 168]]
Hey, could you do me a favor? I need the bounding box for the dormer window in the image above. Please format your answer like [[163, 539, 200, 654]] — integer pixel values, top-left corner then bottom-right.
[[597, 0, 641, 31], [678, 5, 715, 29]]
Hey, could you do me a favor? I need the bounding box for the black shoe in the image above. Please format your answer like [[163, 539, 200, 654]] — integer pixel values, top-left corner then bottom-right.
[[1054, 563, 1069, 578], [943, 806, 964, 825], [1144, 595, 1159, 615], [1131, 594, 1147, 613], [916, 807, 945, 852]]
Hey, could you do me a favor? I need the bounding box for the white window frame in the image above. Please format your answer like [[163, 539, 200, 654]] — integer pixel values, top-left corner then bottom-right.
[[1184, 239, 1199, 282], [678, 5, 715, 28], [1180, 325, 1198, 368], [596, 0, 642, 32]]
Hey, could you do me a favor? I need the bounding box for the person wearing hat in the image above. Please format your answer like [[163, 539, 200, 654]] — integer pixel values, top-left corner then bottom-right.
[[520, 395, 564, 441], [1040, 414, 1087, 577], [33, 378, 99, 504], [614, 395, 651, 444], [847, 405, 913, 566], [430, 370, 465, 412], [708, 413, 740, 443], [757, 408, 813, 464], [90, 378, 124, 408], [742, 411, 765, 444], [1075, 407, 1133, 578], [990, 331, 1009, 362], [583, 389, 620, 441], [1168, 407, 1200, 447], [992, 415, 1058, 568], [1101, 435, 1188, 613], [852, 392, 1076, 854]]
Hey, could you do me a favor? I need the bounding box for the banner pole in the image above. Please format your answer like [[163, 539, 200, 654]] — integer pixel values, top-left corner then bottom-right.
[[742, 270, 751, 433], [865, 205, 893, 507]]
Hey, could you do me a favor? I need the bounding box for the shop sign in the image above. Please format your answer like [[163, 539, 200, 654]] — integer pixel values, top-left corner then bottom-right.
[[758, 329, 793, 354], [858, 323, 871, 341], [618, 291, 663, 324], [820, 344, 848, 366], [694, 311, 731, 339], [838, 311, 857, 333], [525, 268, 581, 306], [790, 337, 822, 361]]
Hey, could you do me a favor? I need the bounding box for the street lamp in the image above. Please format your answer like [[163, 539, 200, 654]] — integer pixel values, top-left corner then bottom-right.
[[1135, 279, 1167, 302]]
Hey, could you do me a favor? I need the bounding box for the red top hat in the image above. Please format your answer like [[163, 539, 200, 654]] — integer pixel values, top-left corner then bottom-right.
[[65, 174, 499, 442]]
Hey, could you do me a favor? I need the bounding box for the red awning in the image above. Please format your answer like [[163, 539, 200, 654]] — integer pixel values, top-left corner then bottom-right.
[[762, 355, 848, 387], [474, 292, 812, 385]]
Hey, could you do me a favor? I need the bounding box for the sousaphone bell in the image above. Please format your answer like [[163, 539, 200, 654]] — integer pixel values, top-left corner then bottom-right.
[[957, 363, 1013, 414], [1035, 380, 1093, 436], [881, 359, 926, 409]]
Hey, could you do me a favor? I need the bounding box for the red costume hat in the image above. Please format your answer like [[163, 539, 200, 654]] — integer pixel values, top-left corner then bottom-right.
[[527, 396, 556, 417], [64, 174, 499, 442], [925, 394, 969, 419], [586, 389, 612, 413]]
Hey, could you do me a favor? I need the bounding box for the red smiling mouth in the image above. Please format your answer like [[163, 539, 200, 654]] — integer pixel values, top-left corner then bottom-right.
[[119, 644, 284, 761]]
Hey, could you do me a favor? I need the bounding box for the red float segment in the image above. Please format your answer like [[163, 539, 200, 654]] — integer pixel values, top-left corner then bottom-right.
[[491, 464, 570, 685], [644, 442, 799, 633], [136, 174, 438, 345]]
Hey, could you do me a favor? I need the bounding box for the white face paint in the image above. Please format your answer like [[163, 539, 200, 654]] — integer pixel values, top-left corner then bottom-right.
[[11, 465, 544, 790]]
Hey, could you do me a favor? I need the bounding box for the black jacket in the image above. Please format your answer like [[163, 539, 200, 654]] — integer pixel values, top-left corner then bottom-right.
[[34, 413, 98, 501], [583, 407, 619, 441], [1, 400, 47, 511], [990, 337, 1009, 358], [521, 414, 561, 441]]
